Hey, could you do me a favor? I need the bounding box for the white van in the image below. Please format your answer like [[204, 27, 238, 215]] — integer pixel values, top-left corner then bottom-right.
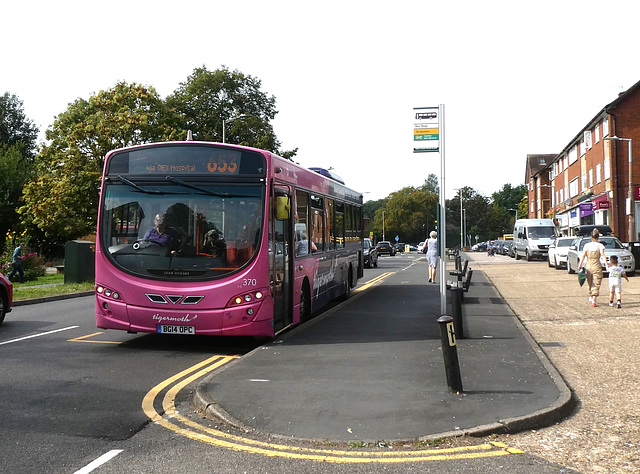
[[513, 218, 558, 261]]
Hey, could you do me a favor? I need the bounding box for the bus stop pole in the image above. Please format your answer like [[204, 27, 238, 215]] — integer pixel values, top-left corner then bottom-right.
[[439, 104, 447, 315]]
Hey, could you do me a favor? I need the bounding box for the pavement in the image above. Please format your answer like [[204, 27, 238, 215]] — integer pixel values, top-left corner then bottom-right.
[[193, 254, 575, 443]]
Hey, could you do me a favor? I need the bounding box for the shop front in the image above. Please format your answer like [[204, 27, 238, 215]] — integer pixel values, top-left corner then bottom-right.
[[592, 194, 610, 227]]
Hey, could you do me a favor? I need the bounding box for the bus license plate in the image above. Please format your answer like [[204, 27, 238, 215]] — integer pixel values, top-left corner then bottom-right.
[[157, 325, 195, 335]]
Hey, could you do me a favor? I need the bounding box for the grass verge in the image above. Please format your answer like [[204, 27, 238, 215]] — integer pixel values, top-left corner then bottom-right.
[[11, 274, 94, 301]]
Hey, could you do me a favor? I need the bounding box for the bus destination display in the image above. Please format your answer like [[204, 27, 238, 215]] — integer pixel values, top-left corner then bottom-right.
[[107, 145, 265, 177]]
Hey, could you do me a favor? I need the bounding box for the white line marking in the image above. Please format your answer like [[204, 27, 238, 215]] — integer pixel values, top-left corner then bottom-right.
[[249, 379, 270, 382], [0, 326, 79, 346], [73, 449, 123, 474]]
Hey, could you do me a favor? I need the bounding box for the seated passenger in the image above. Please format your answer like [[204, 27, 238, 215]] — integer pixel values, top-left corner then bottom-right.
[[202, 228, 226, 257]]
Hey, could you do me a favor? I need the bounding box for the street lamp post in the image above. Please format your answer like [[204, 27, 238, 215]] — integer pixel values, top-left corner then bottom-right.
[[605, 136, 634, 241], [463, 208, 467, 248], [459, 192, 463, 249], [222, 114, 253, 143], [509, 208, 518, 226], [454, 189, 464, 248], [382, 210, 385, 242]]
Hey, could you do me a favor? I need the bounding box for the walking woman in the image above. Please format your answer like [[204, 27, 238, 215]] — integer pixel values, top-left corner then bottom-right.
[[425, 230, 438, 283], [577, 228, 606, 307]]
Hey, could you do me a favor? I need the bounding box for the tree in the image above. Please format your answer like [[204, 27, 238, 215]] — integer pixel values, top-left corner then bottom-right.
[[422, 173, 439, 195], [0, 92, 38, 160], [20, 82, 181, 240], [446, 187, 494, 247], [167, 66, 297, 160], [491, 183, 526, 211], [373, 186, 438, 243], [0, 145, 33, 248], [491, 183, 527, 234], [0, 92, 38, 250]]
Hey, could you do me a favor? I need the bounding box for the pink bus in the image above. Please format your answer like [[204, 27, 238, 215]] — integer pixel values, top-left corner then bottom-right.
[[95, 141, 364, 337]]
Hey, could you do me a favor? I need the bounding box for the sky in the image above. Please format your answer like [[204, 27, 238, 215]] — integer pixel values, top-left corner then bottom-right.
[[4, 0, 640, 202]]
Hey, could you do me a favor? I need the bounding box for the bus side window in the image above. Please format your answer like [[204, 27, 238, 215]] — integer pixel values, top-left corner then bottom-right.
[[335, 201, 344, 249], [295, 190, 310, 256], [310, 195, 324, 253], [326, 198, 334, 251]]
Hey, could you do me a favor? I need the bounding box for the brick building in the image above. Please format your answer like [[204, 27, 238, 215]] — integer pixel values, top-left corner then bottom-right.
[[527, 79, 640, 241]]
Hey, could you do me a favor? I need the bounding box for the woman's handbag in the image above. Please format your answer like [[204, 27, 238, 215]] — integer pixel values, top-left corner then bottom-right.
[[578, 268, 586, 287]]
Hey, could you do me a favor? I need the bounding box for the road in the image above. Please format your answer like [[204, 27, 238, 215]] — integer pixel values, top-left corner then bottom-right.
[[0, 253, 578, 473]]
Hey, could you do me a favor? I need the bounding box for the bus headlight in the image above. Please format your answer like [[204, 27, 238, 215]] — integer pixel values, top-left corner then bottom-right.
[[96, 284, 122, 301], [228, 290, 267, 307]]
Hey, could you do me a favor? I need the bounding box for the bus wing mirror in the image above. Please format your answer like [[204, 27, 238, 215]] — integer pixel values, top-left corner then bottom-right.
[[275, 196, 291, 220]]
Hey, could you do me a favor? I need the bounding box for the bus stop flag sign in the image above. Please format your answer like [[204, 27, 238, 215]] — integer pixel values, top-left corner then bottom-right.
[[413, 107, 439, 153]]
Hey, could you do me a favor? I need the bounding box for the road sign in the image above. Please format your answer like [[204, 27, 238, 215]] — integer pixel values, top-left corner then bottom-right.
[[413, 107, 439, 153], [414, 128, 439, 141]]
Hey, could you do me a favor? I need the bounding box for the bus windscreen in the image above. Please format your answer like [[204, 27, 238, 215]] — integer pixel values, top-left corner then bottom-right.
[[100, 181, 265, 281]]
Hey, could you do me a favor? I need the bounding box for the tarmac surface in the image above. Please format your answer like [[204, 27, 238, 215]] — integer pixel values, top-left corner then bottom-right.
[[193, 255, 574, 442]]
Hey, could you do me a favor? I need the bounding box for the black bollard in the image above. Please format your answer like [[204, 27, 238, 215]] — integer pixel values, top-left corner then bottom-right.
[[450, 286, 464, 339], [437, 315, 463, 393]]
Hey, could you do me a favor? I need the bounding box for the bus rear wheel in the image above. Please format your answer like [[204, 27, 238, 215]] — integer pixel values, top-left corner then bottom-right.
[[300, 284, 311, 322], [340, 267, 353, 301]]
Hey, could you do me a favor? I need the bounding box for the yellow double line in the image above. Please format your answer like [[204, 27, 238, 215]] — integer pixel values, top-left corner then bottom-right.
[[353, 272, 394, 294], [142, 354, 523, 463]]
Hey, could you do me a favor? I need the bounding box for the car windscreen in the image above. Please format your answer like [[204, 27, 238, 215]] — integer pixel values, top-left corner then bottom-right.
[[528, 226, 556, 239], [557, 239, 573, 247], [578, 237, 624, 250], [601, 237, 624, 249]]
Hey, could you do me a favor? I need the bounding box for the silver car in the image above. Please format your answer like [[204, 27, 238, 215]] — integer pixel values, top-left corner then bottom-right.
[[566, 236, 635, 276], [548, 236, 574, 269]]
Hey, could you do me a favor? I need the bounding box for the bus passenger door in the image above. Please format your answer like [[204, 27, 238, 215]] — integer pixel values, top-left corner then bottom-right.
[[272, 186, 293, 333]]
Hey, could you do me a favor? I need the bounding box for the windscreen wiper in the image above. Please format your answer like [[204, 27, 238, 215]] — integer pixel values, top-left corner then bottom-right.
[[165, 176, 231, 197], [112, 175, 165, 195]]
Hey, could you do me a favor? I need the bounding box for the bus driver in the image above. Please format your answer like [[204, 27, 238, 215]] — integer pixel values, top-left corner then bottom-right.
[[143, 214, 175, 251]]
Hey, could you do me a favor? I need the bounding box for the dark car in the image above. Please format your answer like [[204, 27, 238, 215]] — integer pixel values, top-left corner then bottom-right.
[[494, 240, 506, 255], [376, 240, 396, 256], [0, 272, 13, 325], [363, 238, 378, 268], [503, 240, 514, 256], [473, 241, 488, 252], [394, 243, 406, 253], [506, 240, 516, 257]]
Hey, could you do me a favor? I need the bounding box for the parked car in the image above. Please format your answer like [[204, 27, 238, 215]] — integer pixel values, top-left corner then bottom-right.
[[566, 236, 635, 276], [376, 240, 396, 256], [417, 241, 426, 253], [0, 272, 13, 325], [548, 236, 575, 269], [363, 238, 378, 268], [473, 241, 488, 252], [508, 240, 516, 257], [394, 242, 406, 253], [502, 240, 514, 256]]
